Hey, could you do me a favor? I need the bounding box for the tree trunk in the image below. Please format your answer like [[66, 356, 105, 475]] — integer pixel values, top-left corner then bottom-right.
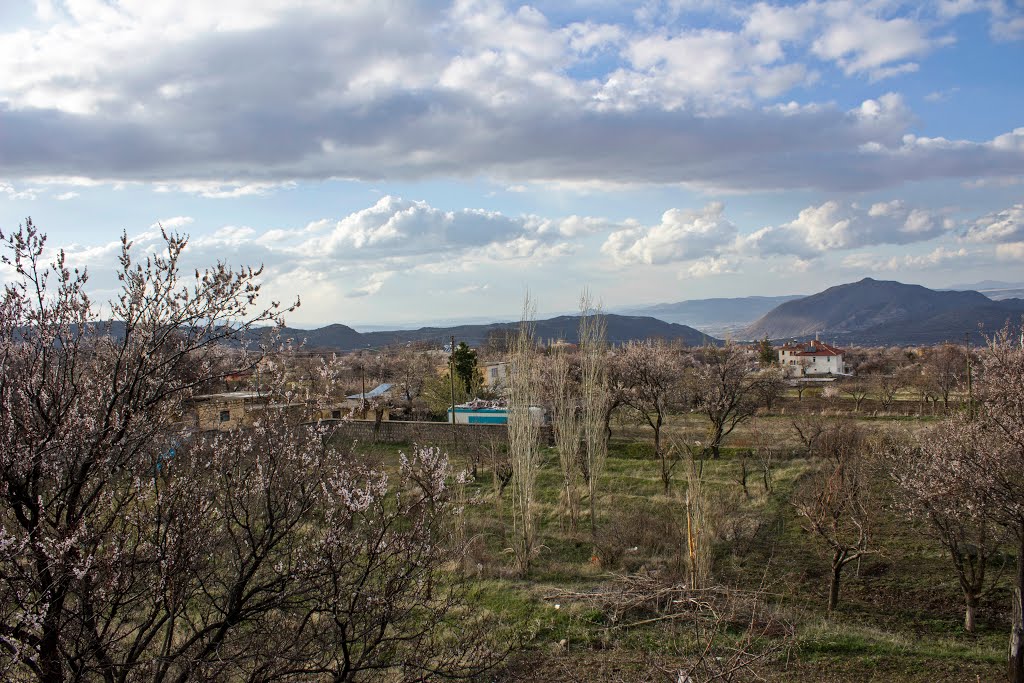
[[590, 491, 597, 538], [709, 421, 724, 459], [1010, 528, 1024, 683], [653, 422, 661, 463], [828, 553, 844, 614], [39, 580, 66, 683], [965, 593, 978, 633]]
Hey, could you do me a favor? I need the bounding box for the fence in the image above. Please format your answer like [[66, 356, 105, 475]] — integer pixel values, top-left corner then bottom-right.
[[325, 419, 553, 452]]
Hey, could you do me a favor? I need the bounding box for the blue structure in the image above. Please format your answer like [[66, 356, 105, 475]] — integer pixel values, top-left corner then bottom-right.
[[446, 404, 545, 425], [447, 406, 509, 424]]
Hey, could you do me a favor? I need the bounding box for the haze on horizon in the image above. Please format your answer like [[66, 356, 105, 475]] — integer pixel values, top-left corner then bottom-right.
[[1, 0, 1022, 327]]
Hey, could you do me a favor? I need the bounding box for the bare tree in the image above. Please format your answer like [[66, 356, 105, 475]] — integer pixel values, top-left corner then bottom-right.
[[895, 329, 1024, 681], [792, 422, 873, 613], [892, 431, 1007, 632], [616, 340, 683, 492], [792, 414, 828, 458], [871, 372, 903, 412], [547, 347, 583, 531], [750, 420, 781, 494], [749, 367, 787, 411], [0, 222, 509, 682], [839, 376, 870, 412], [507, 295, 541, 575], [391, 347, 437, 416], [578, 291, 609, 535], [922, 343, 967, 411], [679, 440, 713, 590], [689, 344, 758, 459], [0, 223, 289, 682]]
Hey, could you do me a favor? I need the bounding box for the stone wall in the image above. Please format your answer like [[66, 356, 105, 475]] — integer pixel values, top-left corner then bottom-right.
[[325, 419, 553, 451]]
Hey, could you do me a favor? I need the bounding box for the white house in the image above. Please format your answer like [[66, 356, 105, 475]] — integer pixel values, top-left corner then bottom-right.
[[778, 340, 847, 376]]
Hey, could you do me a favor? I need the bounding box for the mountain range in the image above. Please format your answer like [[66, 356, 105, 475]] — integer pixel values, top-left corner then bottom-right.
[[741, 278, 1024, 345], [257, 314, 718, 351], [79, 279, 1024, 351]]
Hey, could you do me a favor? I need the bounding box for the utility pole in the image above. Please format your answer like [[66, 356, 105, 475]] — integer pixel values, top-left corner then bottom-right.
[[450, 335, 458, 455]]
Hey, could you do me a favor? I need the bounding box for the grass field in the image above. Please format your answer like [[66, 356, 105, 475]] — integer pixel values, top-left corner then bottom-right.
[[349, 403, 1008, 682]]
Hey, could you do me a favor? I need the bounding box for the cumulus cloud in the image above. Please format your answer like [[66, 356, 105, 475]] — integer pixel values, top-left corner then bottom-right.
[[19, 195, 595, 302], [686, 256, 737, 278], [302, 196, 528, 259], [602, 202, 737, 265], [841, 246, 970, 272], [964, 204, 1024, 243], [938, 0, 1024, 41], [599, 197, 971, 279], [811, 4, 951, 80], [346, 272, 393, 299], [744, 200, 955, 258], [0, 1, 1019, 192], [2, 183, 41, 201]]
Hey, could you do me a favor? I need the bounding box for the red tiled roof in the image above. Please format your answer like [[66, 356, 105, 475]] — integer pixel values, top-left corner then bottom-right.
[[779, 341, 845, 357]]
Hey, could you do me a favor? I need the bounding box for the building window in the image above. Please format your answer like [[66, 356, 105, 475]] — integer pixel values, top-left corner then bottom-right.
[[332, 409, 342, 419], [219, 410, 230, 422], [490, 368, 498, 379]]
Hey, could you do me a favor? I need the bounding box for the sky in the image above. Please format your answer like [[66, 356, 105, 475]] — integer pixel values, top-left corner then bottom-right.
[[0, 0, 1022, 329]]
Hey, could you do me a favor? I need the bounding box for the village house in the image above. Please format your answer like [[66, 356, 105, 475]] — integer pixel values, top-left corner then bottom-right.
[[778, 339, 847, 377], [480, 360, 509, 391], [345, 383, 393, 421], [188, 391, 310, 431]]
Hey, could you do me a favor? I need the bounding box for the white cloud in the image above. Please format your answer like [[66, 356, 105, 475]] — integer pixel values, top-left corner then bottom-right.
[[151, 216, 194, 230], [35, 196, 598, 299], [841, 246, 970, 272], [744, 199, 954, 258], [686, 256, 736, 278], [0, 2, 1018, 192], [743, 2, 818, 44], [346, 271, 393, 298], [454, 283, 490, 294], [602, 202, 737, 265], [301, 196, 529, 259], [811, 4, 953, 80], [925, 87, 959, 102], [153, 181, 296, 199], [54, 191, 79, 200], [964, 204, 1024, 243]]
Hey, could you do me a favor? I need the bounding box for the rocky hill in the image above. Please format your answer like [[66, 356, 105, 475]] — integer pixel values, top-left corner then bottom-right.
[[742, 278, 1024, 344]]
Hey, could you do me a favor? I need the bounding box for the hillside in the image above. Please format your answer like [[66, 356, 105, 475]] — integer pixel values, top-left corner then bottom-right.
[[742, 278, 1024, 344], [250, 314, 718, 351]]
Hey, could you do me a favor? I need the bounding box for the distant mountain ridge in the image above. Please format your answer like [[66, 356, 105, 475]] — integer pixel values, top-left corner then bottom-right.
[[621, 295, 805, 335], [258, 313, 718, 351], [742, 278, 1024, 345], [945, 280, 1024, 302]]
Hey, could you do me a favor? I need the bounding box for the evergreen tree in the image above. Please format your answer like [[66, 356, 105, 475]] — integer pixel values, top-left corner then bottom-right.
[[451, 341, 479, 393]]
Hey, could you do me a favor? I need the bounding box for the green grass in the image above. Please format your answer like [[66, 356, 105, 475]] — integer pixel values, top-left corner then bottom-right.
[[350, 411, 1009, 682]]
